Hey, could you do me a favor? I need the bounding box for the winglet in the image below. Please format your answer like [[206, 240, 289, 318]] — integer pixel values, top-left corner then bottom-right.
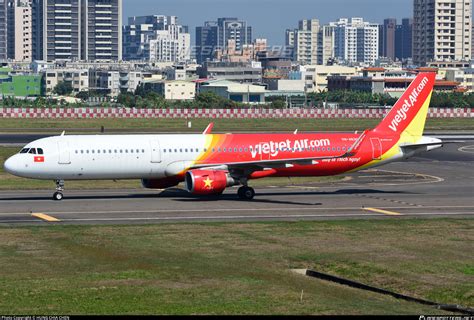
[[203, 122, 214, 135], [344, 129, 369, 157]]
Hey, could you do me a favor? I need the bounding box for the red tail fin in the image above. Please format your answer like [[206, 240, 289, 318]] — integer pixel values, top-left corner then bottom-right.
[[374, 72, 436, 137]]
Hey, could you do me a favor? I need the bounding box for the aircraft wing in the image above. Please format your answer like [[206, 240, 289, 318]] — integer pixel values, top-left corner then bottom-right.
[[190, 130, 368, 170]]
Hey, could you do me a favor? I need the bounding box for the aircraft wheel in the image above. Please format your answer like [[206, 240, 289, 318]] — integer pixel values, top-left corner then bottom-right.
[[238, 186, 255, 200], [53, 192, 63, 201]]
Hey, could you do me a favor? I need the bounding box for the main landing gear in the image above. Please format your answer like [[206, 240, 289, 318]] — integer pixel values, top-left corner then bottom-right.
[[237, 186, 255, 200], [53, 179, 64, 201]]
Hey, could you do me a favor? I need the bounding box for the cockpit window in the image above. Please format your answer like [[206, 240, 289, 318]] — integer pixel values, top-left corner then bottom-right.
[[20, 148, 29, 154], [37, 148, 44, 155], [28, 148, 37, 154]]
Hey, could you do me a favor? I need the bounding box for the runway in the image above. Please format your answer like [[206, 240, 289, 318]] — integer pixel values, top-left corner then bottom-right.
[[0, 142, 473, 225]]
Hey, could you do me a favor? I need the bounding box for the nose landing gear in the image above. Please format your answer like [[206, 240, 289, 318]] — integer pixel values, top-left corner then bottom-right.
[[53, 180, 65, 201]]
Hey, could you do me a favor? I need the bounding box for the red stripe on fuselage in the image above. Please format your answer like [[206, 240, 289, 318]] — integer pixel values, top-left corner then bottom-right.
[[196, 132, 399, 177]]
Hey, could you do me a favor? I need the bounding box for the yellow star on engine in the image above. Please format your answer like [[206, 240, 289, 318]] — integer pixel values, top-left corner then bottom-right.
[[203, 177, 213, 189]]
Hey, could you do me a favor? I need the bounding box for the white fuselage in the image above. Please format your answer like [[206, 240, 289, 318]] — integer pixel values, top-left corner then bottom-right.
[[4, 134, 209, 180]]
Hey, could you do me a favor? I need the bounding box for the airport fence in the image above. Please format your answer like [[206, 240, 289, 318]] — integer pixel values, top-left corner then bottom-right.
[[0, 107, 473, 119]]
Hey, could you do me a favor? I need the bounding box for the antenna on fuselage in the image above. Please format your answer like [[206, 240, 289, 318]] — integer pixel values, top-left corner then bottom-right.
[[293, 129, 298, 134], [60, 131, 65, 136]]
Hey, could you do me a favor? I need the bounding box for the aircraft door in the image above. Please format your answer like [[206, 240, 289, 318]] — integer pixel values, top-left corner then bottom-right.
[[57, 141, 71, 164], [370, 138, 382, 160], [150, 139, 162, 163]]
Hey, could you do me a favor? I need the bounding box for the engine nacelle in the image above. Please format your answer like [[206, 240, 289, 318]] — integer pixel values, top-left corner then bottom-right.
[[185, 170, 237, 195], [141, 176, 183, 189]]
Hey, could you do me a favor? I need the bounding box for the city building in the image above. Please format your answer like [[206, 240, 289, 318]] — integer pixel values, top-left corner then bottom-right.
[[164, 63, 199, 81], [31, 0, 122, 62], [123, 15, 190, 62], [7, 0, 32, 62], [195, 17, 252, 64], [0, 66, 43, 97], [215, 38, 267, 62], [395, 18, 413, 61], [413, 0, 472, 66], [200, 79, 266, 104], [0, 0, 8, 60], [327, 67, 461, 96], [379, 18, 396, 60], [286, 19, 335, 65], [44, 68, 89, 94], [331, 17, 379, 65], [81, 0, 122, 61], [198, 61, 262, 83], [142, 80, 195, 100], [90, 69, 143, 96], [301, 64, 359, 92]]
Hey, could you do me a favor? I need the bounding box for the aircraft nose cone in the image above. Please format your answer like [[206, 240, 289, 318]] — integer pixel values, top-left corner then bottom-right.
[[4, 156, 19, 175]]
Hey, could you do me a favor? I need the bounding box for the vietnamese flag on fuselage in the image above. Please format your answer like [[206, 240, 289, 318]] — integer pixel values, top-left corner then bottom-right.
[[34, 156, 45, 163]]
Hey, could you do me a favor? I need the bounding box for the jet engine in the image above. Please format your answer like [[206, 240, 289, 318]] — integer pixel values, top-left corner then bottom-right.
[[185, 170, 238, 195]]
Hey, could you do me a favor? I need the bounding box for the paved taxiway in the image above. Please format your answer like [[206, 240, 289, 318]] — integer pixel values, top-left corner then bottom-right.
[[0, 142, 473, 225]]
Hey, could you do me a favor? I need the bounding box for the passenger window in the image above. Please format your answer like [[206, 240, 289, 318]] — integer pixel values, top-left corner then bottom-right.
[[120, 150, 123, 153], [223, 148, 227, 152], [114, 150, 117, 153], [37, 148, 44, 154], [81, 150, 84, 154], [125, 149, 128, 153], [92, 150, 95, 154], [75, 150, 78, 154], [136, 149, 140, 153], [185, 149, 188, 153], [131, 149, 134, 153], [109, 150, 112, 153], [204, 148, 207, 152], [86, 150, 89, 154], [142, 149, 145, 153], [218, 148, 221, 152]]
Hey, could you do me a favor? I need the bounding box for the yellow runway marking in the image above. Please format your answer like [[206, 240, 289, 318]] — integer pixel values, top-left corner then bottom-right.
[[363, 207, 402, 216], [31, 213, 61, 222]]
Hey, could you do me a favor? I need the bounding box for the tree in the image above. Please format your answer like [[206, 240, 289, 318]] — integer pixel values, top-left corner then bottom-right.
[[53, 81, 73, 96]]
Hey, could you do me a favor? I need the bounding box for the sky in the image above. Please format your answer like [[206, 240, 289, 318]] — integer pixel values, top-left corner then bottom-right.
[[123, 0, 413, 45]]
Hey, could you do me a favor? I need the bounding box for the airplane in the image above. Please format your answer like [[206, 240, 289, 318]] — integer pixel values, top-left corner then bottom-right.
[[4, 72, 445, 201]]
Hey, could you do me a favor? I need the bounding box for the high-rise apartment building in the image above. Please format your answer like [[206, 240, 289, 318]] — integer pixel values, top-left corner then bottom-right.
[[295, 19, 319, 65], [331, 18, 379, 65], [81, 0, 122, 61], [379, 18, 396, 59], [413, 0, 471, 66], [286, 19, 335, 65], [31, 0, 121, 62], [395, 18, 413, 60], [7, 0, 32, 62], [195, 17, 252, 64], [123, 15, 190, 62], [0, 0, 7, 60]]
